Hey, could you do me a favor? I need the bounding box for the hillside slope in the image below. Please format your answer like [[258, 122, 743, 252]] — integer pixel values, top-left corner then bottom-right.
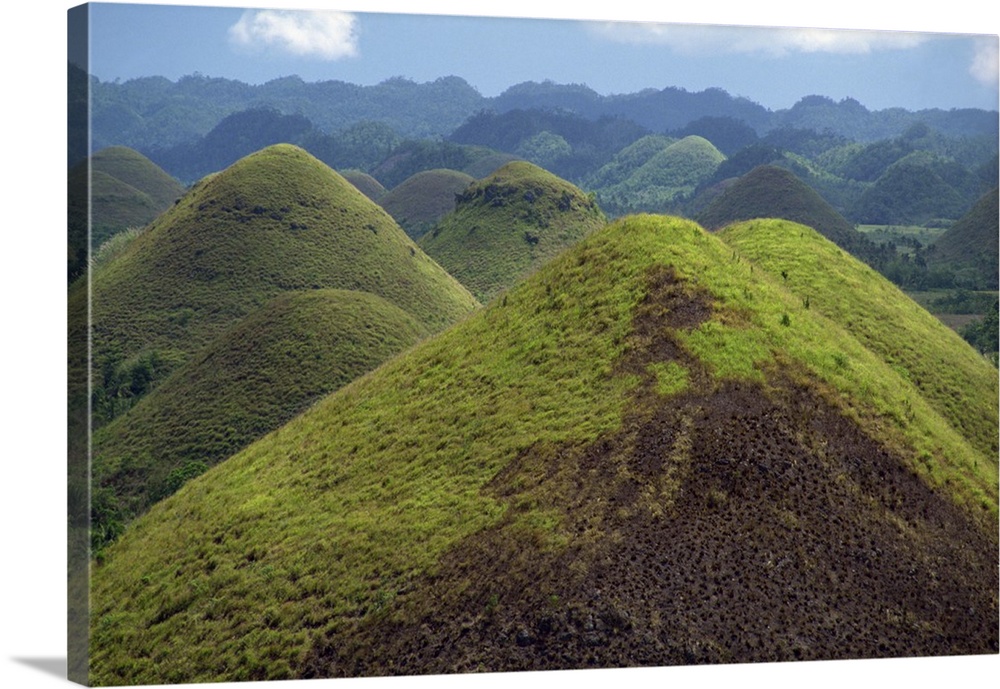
[[719, 218, 999, 462], [89, 215, 997, 685], [419, 161, 606, 302], [89, 289, 431, 548], [84, 143, 478, 423], [929, 187, 999, 289], [67, 146, 185, 280]]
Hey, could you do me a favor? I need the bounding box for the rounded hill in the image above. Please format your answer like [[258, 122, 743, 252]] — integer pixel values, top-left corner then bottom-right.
[[90, 214, 996, 685], [591, 135, 724, 216], [87, 144, 478, 422], [929, 187, 999, 289], [418, 160, 606, 302], [697, 164, 862, 250], [378, 169, 475, 239], [851, 152, 980, 225], [340, 170, 386, 201], [67, 146, 185, 280], [90, 288, 431, 549]]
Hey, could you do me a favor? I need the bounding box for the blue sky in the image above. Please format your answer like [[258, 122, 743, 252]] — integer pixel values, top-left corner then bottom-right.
[[81, 1, 1000, 112]]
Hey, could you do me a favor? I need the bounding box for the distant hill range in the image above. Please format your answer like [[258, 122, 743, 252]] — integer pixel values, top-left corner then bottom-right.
[[82, 70, 998, 158], [88, 214, 998, 685]]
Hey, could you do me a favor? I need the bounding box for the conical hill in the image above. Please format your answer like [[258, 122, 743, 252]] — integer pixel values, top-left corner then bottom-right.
[[89, 215, 997, 685], [929, 187, 999, 289], [67, 146, 184, 280], [86, 144, 478, 422], [419, 160, 606, 302], [697, 164, 862, 250], [378, 168, 475, 239], [340, 169, 386, 201], [90, 288, 431, 549]]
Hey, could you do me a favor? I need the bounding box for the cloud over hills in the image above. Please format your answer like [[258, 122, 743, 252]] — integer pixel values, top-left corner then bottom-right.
[[588, 21, 928, 57], [228, 9, 359, 60]]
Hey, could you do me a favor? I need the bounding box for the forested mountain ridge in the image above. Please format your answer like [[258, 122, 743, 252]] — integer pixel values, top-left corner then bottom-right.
[[81, 68, 998, 168]]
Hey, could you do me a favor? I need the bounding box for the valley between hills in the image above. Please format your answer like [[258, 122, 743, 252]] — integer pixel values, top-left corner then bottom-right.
[[68, 73, 999, 685]]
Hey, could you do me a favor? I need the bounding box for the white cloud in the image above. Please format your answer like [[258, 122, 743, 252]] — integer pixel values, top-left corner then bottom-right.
[[228, 10, 359, 60], [588, 22, 927, 57], [970, 37, 999, 86]]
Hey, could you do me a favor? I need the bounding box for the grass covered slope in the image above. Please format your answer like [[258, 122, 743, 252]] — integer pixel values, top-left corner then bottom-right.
[[719, 218, 999, 465], [87, 144, 478, 422], [697, 164, 862, 250], [90, 289, 431, 549], [930, 187, 999, 289], [377, 168, 475, 239], [419, 161, 606, 302], [67, 146, 185, 280], [90, 215, 996, 684]]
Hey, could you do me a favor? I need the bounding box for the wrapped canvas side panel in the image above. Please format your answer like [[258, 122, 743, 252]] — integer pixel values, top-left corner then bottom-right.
[[67, 4, 91, 686]]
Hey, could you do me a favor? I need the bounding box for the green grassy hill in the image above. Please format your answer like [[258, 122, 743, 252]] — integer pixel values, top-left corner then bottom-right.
[[90, 288, 431, 550], [378, 169, 475, 239], [89, 214, 997, 685], [929, 188, 999, 289], [67, 146, 185, 280], [593, 135, 724, 216], [84, 143, 478, 424], [419, 161, 606, 302], [851, 152, 978, 225], [584, 134, 675, 189], [697, 165, 863, 251], [340, 170, 386, 201]]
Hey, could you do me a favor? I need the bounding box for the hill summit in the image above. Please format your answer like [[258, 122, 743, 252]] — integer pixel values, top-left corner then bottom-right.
[[89, 214, 997, 685], [696, 164, 863, 251], [419, 160, 606, 302]]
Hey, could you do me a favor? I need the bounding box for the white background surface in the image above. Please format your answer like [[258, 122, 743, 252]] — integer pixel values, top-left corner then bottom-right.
[[1, 1, 997, 688]]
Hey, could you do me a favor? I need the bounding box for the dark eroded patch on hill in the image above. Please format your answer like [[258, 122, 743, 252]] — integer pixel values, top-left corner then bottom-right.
[[303, 266, 998, 677]]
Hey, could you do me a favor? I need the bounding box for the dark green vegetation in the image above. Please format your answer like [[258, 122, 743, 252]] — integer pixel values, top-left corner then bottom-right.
[[88, 214, 997, 685], [929, 188, 999, 289], [89, 74, 997, 158], [419, 161, 606, 302], [377, 169, 475, 239], [960, 300, 999, 365], [67, 146, 184, 280], [81, 144, 478, 427], [90, 289, 431, 551]]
